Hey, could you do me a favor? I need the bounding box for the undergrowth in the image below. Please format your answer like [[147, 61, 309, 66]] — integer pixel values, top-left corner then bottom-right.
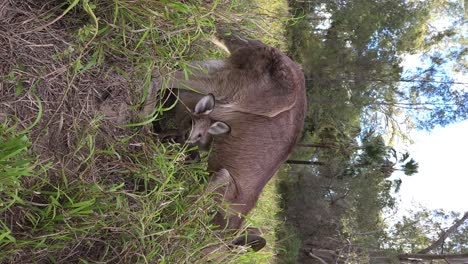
[[0, 0, 291, 262]]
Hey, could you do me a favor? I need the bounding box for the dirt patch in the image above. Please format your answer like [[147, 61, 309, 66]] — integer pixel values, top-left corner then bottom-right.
[[0, 0, 150, 184]]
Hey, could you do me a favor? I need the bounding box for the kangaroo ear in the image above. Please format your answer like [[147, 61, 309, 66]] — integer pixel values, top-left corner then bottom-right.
[[194, 94, 215, 115], [208, 121, 230, 135]]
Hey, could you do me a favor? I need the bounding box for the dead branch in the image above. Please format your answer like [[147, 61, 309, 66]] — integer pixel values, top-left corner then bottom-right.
[[308, 252, 329, 264], [418, 211, 468, 254]]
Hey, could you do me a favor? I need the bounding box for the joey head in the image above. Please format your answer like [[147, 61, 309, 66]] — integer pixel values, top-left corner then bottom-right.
[[186, 94, 230, 151]]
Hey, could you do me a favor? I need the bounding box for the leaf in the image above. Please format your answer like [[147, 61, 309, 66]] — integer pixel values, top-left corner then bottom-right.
[[78, 49, 99, 74]]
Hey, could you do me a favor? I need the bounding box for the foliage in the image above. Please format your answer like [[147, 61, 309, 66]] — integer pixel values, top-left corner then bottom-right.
[[289, 0, 467, 134], [279, 0, 466, 262], [385, 208, 468, 254]]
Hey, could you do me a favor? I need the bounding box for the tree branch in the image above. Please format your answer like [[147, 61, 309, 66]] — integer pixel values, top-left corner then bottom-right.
[[286, 160, 325, 165], [399, 253, 468, 260], [296, 143, 336, 149], [308, 252, 329, 264], [418, 211, 468, 254]]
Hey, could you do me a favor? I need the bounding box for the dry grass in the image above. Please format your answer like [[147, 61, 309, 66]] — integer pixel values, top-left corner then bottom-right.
[[0, 0, 292, 262]]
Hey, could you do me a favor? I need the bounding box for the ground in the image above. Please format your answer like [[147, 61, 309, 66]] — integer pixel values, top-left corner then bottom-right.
[[0, 0, 288, 262]]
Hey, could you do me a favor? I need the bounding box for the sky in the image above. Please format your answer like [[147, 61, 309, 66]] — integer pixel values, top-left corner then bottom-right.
[[393, 119, 468, 215], [390, 11, 468, 216], [391, 75, 468, 216]]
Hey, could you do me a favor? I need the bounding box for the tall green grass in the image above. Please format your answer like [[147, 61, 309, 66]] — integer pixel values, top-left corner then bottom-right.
[[1, 0, 293, 262], [0, 120, 37, 249]]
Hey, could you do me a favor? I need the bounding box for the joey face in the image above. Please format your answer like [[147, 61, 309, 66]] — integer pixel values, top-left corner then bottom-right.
[[187, 116, 231, 147], [187, 116, 212, 146], [186, 94, 231, 148]]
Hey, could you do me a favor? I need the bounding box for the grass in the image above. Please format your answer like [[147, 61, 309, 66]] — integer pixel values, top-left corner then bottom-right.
[[0, 0, 293, 262]]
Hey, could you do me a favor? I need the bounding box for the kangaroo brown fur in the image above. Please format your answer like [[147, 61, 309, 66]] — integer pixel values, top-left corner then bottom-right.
[[161, 35, 307, 250], [165, 36, 302, 118]]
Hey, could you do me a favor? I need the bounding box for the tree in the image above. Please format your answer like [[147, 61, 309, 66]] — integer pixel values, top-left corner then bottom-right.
[[380, 209, 468, 262], [290, 0, 468, 134], [366, 209, 468, 263], [282, 0, 466, 262], [418, 211, 468, 254]]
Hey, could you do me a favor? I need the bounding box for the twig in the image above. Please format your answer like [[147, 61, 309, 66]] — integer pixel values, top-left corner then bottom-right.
[[309, 252, 329, 264]]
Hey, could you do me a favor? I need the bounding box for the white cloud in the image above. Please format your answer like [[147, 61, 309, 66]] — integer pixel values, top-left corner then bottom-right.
[[396, 120, 468, 213]]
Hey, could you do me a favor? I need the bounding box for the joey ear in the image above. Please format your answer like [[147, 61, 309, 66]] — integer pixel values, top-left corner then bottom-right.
[[194, 94, 215, 115], [208, 121, 230, 135]]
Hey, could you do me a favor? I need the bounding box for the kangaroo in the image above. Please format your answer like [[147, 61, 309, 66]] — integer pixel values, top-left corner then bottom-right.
[[162, 35, 302, 118], [159, 35, 307, 251]]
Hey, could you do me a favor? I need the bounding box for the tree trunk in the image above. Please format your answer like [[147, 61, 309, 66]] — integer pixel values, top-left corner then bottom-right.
[[370, 252, 468, 264], [399, 253, 468, 261], [296, 143, 335, 149], [285, 160, 325, 165]]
